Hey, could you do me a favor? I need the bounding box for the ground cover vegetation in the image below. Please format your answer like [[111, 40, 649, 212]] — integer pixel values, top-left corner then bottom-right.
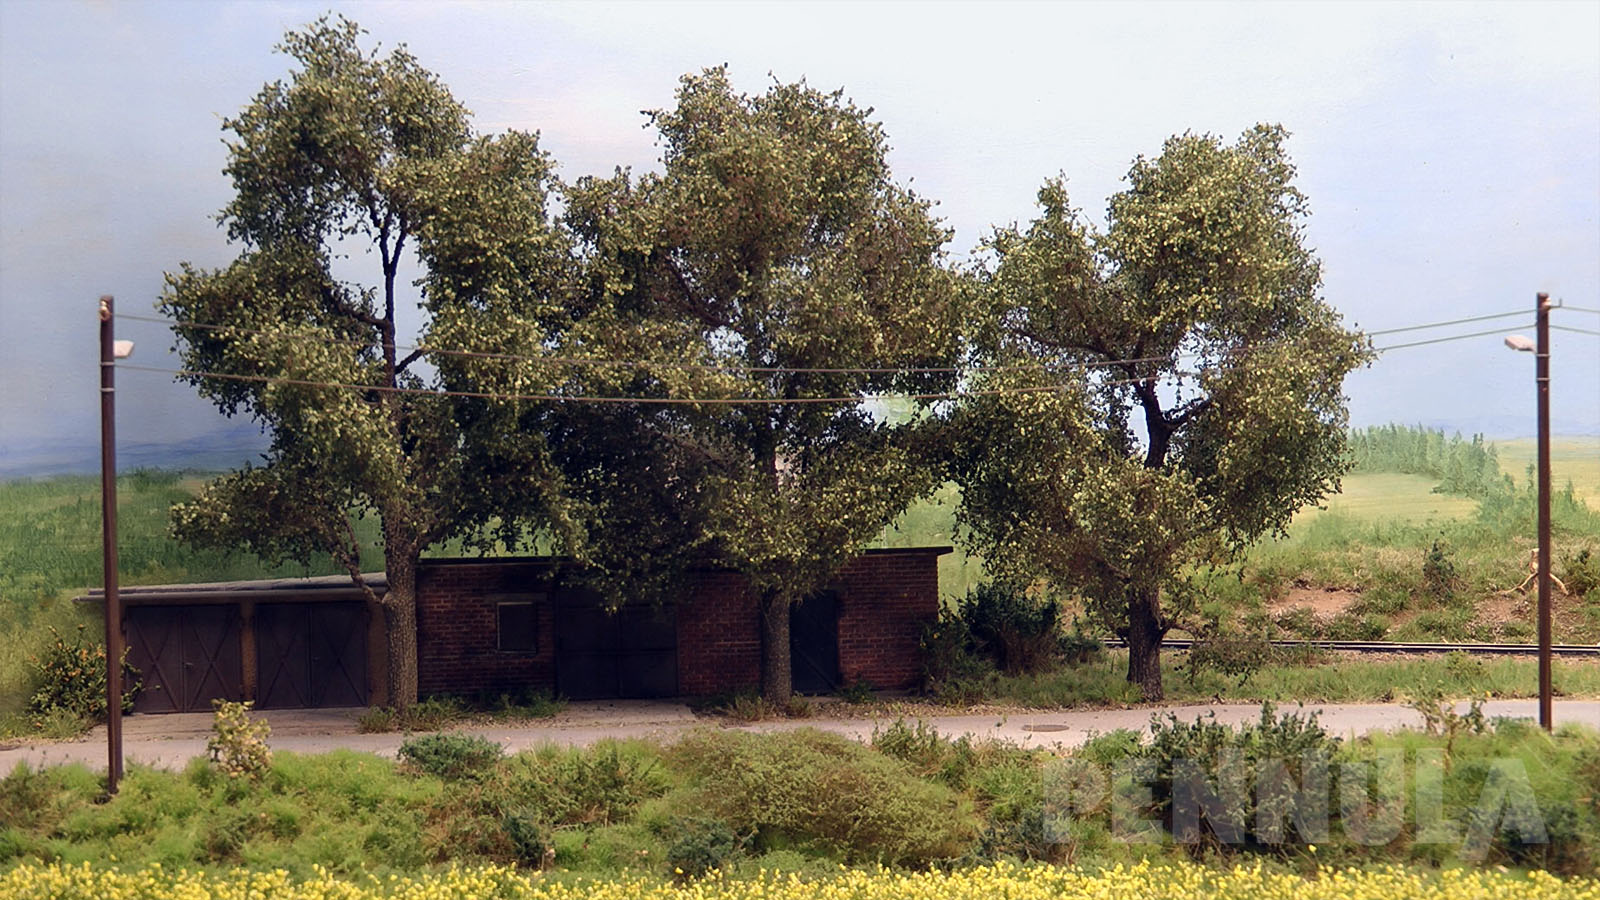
[[2, 710, 1598, 882]]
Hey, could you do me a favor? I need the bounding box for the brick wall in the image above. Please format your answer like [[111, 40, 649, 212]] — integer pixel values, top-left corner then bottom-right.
[[415, 559, 558, 697], [415, 548, 947, 699], [676, 570, 761, 695], [834, 548, 945, 691]]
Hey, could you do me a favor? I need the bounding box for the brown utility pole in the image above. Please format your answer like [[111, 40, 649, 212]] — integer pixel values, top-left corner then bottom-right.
[[1535, 291, 1552, 731], [99, 295, 125, 792]]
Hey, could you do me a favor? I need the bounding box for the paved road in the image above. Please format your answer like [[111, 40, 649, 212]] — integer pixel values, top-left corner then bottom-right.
[[4, 699, 1597, 774]]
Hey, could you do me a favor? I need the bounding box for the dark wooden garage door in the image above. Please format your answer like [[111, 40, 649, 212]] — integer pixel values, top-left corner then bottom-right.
[[256, 602, 369, 709], [790, 590, 841, 694], [556, 594, 677, 700], [125, 605, 244, 713]]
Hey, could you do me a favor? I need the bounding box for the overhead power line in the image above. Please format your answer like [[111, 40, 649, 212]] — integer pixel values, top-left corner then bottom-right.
[[1372, 327, 1528, 352], [114, 312, 1184, 375], [1555, 304, 1600, 315], [114, 363, 1189, 405], [1362, 309, 1529, 336], [1551, 325, 1600, 337]]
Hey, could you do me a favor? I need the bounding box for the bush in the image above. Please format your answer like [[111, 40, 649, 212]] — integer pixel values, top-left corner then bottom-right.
[[1136, 703, 1342, 856], [495, 742, 667, 828], [1423, 539, 1458, 599], [959, 583, 1066, 675], [665, 817, 742, 881], [919, 612, 992, 688], [1562, 548, 1599, 599], [26, 625, 139, 722], [668, 728, 977, 864], [397, 733, 503, 780], [1183, 635, 1272, 686], [206, 700, 272, 781]]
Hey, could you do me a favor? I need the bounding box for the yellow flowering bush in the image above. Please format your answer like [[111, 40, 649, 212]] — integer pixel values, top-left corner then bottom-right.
[[2, 861, 1595, 900]]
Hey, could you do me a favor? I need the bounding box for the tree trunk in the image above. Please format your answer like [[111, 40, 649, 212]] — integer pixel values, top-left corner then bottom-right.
[[759, 589, 793, 706], [1126, 586, 1167, 701], [382, 553, 420, 711]]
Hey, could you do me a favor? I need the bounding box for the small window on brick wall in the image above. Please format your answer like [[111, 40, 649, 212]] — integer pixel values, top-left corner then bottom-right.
[[497, 601, 538, 652]]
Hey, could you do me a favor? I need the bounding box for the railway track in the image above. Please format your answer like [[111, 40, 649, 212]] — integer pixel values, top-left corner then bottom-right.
[[1103, 638, 1600, 657]]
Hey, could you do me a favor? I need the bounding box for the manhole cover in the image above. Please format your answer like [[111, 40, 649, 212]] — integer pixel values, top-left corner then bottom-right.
[[1022, 723, 1070, 733]]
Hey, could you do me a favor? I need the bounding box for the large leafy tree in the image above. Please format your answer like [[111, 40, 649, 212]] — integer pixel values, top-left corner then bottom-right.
[[161, 18, 575, 709], [952, 126, 1369, 700], [563, 69, 963, 703]]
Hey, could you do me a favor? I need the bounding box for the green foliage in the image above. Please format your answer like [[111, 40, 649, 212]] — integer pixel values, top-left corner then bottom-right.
[[398, 733, 504, 780], [26, 625, 139, 723], [1137, 704, 1342, 855], [1423, 539, 1459, 599], [494, 742, 668, 828], [1348, 425, 1509, 499], [561, 66, 962, 703], [206, 700, 272, 781], [951, 126, 1370, 700], [668, 728, 977, 864], [160, 15, 580, 708], [1562, 548, 1599, 599], [665, 817, 743, 881], [838, 678, 877, 705], [957, 583, 1071, 675]]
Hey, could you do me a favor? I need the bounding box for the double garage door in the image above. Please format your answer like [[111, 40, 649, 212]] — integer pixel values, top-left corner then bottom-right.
[[125, 603, 368, 713]]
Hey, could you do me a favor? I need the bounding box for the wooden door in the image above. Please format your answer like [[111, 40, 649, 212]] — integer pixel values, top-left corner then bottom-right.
[[125, 605, 243, 713], [555, 594, 677, 700], [256, 602, 368, 708], [790, 591, 841, 694]]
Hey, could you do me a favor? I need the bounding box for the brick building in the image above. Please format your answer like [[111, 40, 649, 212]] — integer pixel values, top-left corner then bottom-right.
[[90, 547, 948, 712]]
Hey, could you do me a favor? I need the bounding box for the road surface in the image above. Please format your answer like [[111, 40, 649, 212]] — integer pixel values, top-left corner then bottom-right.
[[4, 698, 1597, 774]]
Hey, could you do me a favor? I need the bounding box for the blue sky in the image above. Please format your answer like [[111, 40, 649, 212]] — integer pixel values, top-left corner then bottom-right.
[[1, 1, 1596, 474]]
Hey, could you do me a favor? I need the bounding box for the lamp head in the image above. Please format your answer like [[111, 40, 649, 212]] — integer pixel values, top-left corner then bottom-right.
[[1504, 334, 1535, 352]]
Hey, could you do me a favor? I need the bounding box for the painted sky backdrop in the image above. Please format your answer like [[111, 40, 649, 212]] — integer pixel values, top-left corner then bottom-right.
[[1, 1, 1597, 476]]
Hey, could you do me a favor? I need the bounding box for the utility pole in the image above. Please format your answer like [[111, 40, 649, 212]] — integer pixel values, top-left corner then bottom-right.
[[99, 295, 128, 792], [1536, 291, 1552, 731]]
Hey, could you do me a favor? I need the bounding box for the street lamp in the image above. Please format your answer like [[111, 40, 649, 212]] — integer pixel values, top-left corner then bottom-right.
[[1504, 291, 1552, 732], [99, 295, 134, 793]]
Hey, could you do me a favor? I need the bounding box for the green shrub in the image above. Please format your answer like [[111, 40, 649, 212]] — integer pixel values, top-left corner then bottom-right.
[[1562, 548, 1599, 599], [206, 700, 272, 781], [1136, 703, 1342, 856], [839, 677, 876, 704], [500, 808, 553, 868], [919, 612, 993, 688], [494, 742, 667, 828], [665, 817, 742, 881], [25, 625, 139, 722], [356, 706, 398, 733], [959, 583, 1066, 675], [1423, 539, 1459, 599], [397, 733, 503, 780], [667, 728, 977, 864], [1183, 635, 1272, 686]]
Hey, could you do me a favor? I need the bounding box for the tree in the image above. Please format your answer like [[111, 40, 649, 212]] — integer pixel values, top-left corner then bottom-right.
[[951, 125, 1369, 700], [562, 68, 962, 704], [161, 17, 576, 709]]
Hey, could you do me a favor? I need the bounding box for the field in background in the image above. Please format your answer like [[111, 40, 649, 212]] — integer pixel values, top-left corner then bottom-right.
[[1499, 436, 1600, 507]]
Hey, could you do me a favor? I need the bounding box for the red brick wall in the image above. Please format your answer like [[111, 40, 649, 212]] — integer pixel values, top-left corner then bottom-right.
[[676, 571, 761, 695], [415, 549, 946, 698], [416, 560, 558, 697], [834, 549, 944, 691]]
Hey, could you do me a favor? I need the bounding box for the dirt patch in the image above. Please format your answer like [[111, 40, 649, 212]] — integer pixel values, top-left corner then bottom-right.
[[1476, 591, 1533, 629], [1269, 586, 1361, 621]]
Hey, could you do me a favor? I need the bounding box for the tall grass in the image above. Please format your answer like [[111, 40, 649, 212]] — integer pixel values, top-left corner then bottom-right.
[[0, 472, 379, 711]]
